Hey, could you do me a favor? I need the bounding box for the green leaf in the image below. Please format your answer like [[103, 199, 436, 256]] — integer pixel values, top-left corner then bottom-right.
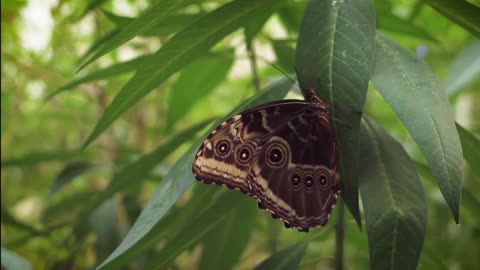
[[445, 40, 480, 95], [199, 198, 256, 270], [166, 51, 234, 131], [244, 3, 278, 44], [359, 118, 427, 270], [425, 0, 480, 38], [295, 0, 377, 227], [95, 78, 292, 270], [78, 0, 193, 70], [277, 1, 306, 33], [78, 29, 120, 66], [146, 192, 249, 269], [456, 123, 480, 176], [50, 161, 103, 195], [47, 55, 149, 100], [255, 241, 308, 270], [82, 119, 213, 216], [1, 208, 41, 234], [1, 247, 32, 270], [89, 200, 119, 261], [83, 0, 285, 148], [103, 11, 205, 37], [81, 0, 108, 17], [271, 39, 295, 73], [1, 150, 88, 167], [371, 31, 463, 223], [377, 12, 437, 42]]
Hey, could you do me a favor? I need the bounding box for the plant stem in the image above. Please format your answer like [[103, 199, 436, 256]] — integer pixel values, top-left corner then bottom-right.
[[246, 39, 260, 92], [334, 199, 344, 270]]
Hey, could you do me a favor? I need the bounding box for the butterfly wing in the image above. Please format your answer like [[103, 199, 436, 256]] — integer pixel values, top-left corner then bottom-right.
[[248, 111, 340, 232], [192, 99, 340, 232], [192, 100, 308, 194]]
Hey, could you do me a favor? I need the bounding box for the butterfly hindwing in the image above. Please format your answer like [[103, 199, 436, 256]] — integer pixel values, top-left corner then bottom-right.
[[248, 114, 340, 231]]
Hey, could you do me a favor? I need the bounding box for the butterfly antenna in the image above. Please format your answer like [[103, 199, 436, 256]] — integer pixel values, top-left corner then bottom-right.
[[271, 63, 300, 89], [325, 114, 353, 130]]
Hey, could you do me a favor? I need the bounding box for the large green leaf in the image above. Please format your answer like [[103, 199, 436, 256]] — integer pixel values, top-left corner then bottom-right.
[[425, 0, 480, 38], [83, 0, 285, 148], [199, 198, 256, 270], [166, 51, 234, 131], [359, 118, 427, 270], [371, 32, 463, 223], [445, 40, 480, 96], [255, 241, 308, 270], [456, 123, 480, 176], [78, 0, 193, 70], [95, 78, 292, 270], [295, 0, 376, 226], [1, 247, 32, 270]]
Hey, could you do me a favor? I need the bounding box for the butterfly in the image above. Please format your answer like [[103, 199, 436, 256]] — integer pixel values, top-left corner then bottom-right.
[[192, 89, 340, 232]]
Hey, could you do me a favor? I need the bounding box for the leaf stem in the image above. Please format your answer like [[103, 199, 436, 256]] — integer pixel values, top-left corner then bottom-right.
[[334, 199, 344, 270]]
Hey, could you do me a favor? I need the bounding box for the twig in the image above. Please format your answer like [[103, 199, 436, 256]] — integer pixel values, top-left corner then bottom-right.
[[245, 38, 260, 92], [334, 199, 344, 270]]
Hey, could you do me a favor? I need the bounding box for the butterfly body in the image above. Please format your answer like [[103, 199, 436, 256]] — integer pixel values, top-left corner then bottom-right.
[[192, 89, 340, 232]]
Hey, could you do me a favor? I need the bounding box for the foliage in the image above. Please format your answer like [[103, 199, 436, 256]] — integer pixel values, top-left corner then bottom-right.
[[1, 0, 479, 269]]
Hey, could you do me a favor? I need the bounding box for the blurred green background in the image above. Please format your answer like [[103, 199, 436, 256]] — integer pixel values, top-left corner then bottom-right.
[[1, 0, 479, 269]]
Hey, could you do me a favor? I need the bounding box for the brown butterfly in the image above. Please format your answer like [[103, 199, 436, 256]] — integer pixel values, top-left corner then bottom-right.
[[192, 89, 340, 232]]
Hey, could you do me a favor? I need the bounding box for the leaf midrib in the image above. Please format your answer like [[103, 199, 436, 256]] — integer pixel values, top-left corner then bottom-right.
[[364, 121, 400, 268]]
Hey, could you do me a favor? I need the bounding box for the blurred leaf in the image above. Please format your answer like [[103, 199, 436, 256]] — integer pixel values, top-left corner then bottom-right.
[[50, 161, 103, 195], [199, 198, 256, 270], [1, 247, 32, 270], [456, 123, 480, 176], [295, 0, 376, 227], [78, 0, 193, 70], [377, 13, 437, 42], [83, 0, 285, 148], [89, 200, 119, 261], [81, 0, 108, 17], [425, 0, 480, 38], [146, 192, 249, 269], [277, 1, 306, 33], [43, 190, 97, 222], [47, 55, 149, 100], [255, 241, 308, 270], [166, 51, 234, 131], [82, 118, 213, 216], [95, 78, 292, 270], [103, 11, 204, 37], [1, 208, 40, 234], [371, 31, 464, 223], [359, 118, 427, 270], [1, 150, 88, 167], [271, 39, 295, 73], [79, 29, 121, 65], [445, 40, 480, 95], [244, 3, 278, 44]]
